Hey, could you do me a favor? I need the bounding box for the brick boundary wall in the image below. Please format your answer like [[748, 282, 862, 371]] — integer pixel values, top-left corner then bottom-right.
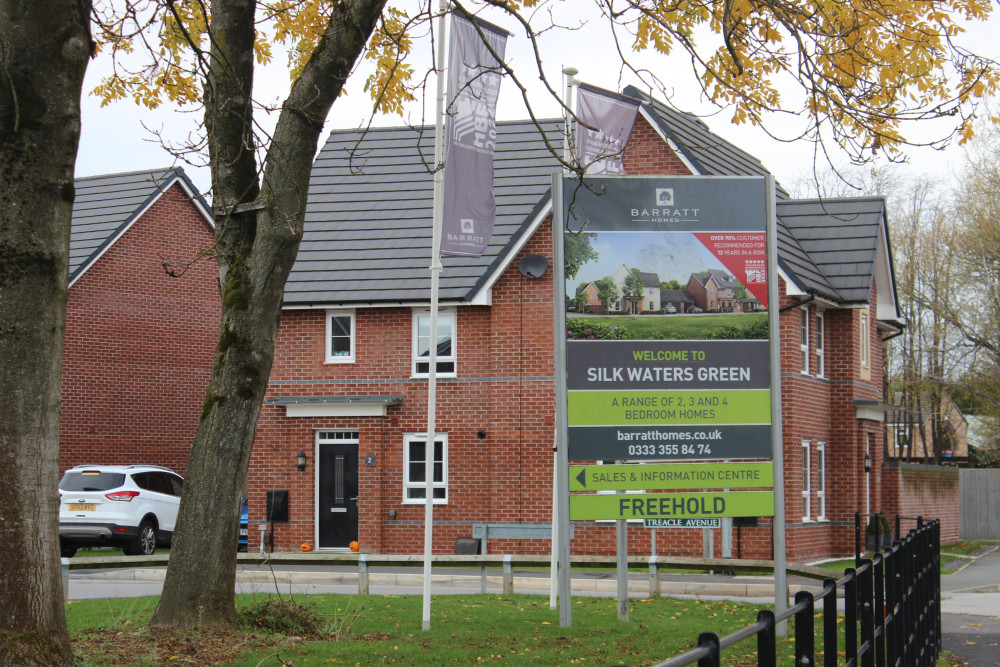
[[882, 462, 959, 544]]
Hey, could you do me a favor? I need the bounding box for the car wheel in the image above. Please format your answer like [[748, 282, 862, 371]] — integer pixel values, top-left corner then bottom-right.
[[60, 543, 77, 558], [124, 521, 156, 556]]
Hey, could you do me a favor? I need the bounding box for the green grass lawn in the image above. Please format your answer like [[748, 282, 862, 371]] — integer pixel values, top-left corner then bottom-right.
[[815, 540, 998, 576], [573, 313, 767, 340], [941, 540, 998, 557], [68, 593, 803, 666]]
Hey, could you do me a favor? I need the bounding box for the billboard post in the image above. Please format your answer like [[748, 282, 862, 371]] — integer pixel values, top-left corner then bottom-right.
[[765, 175, 787, 630], [554, 175, 780, 623], [552, 173, 573, 628]]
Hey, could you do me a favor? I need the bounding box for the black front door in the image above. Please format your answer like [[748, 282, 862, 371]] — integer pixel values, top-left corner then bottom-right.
[[318, 443, 359, 549]]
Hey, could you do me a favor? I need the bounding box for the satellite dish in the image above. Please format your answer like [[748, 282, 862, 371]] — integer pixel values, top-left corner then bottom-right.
[[519, 254, 549, 279]]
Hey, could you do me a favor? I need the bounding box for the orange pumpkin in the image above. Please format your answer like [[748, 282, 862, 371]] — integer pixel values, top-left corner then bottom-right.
[[300, 542, 311, 552], [349, 541, 360, 552]]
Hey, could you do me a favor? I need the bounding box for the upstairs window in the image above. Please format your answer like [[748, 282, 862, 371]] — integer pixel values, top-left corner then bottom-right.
[[325, 310, 355, 363], [815, 311, 825, 377], [412, 309, 456, 377], [800, 306, 810, 374], [860, 309, 870, 369]]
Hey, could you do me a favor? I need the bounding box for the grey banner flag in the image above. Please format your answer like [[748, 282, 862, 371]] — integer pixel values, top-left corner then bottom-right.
[[575, 83, 640, 175], [440, 12, 508, 257]]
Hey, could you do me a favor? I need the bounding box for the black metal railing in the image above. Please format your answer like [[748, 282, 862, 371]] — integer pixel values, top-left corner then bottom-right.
[[638, 518, 940, 667], [855, 512, 927, 560]]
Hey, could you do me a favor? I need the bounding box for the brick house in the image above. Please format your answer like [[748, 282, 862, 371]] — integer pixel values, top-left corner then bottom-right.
[[687, 269, 744, 312], [248, 87, 910, 561], [573, 282, 602, 314], [60, 168, 219, 474]]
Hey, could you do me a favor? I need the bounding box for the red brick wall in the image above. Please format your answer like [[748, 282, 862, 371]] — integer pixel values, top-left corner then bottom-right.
[[882, 463, 959, 544], [60, 183, 220, 475], [622, 116, 695, 175], [774, 289, 888, 561]]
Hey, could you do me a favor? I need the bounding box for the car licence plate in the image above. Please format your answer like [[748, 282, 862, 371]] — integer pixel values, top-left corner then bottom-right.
[[68, 504, 96, 511]]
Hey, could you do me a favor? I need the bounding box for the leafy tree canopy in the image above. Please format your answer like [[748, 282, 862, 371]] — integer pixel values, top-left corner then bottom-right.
[[594, 276, 621, 310], [90, 0, 999, 169], [565, 232, 598, 281], [623, 268, 645, 304]]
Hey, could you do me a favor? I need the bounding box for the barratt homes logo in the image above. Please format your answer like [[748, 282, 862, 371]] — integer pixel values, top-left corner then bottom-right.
[[447, 217, 486, 246], [630, 187, 700, 224]]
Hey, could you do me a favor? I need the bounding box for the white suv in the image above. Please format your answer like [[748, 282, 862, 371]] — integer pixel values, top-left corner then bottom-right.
[[58, 465, 183, 557]]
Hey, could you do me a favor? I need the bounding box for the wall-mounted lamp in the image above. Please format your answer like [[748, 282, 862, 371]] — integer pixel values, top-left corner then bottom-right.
[[296, 450, 307, 471], [476, 430, 487, 440], [388, 509, 397, 520], [863, 452, 873, 473]]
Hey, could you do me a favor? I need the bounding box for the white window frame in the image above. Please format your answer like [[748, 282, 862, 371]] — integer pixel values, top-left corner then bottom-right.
[[816, 442, 826, 521], [860, 309, 870, 369], [411, 309, 457, 378], [801, 440, 811, 522], [325, 309, 356, 363], [800, 306, 810, 374], [815, 311, 825, 377], [403, 433, 448, 504]]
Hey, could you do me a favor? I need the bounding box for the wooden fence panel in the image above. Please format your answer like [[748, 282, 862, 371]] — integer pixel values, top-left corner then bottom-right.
[[959, 469, 1000, 539]]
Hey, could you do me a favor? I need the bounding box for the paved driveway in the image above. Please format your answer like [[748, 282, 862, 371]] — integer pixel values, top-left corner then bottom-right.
[[942, 547, 1000, 666]]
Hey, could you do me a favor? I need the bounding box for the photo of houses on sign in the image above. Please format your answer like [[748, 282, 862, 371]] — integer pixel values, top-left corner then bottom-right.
[[566, 230, 768, 341]]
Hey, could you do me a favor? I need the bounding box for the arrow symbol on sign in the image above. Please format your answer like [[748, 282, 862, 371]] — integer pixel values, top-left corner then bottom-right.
[[576, 468, 587, 488]]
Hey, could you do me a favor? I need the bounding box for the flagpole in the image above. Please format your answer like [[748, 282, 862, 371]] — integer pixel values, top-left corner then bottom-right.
[[423, 0, 450, 632], [551, 65, 578, 611]]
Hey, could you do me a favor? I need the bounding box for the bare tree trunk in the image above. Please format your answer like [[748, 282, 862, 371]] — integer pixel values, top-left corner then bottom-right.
[[0, 1, 91, 663], [150, 0, 387, 630]]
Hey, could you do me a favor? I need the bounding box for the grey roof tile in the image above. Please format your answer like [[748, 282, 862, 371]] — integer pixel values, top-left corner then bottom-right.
[[775, 197, 887, 304], [624, 85, 784, 193], [285, 119, 563, 306], [70, 167, 210, 283], [639, 272, 661, 287], [289, 94, 891, 311]]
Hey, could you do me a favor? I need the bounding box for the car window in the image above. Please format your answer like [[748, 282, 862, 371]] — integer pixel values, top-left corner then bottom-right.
[[145, 472, 172, 495], [166, 474, 184, 496], [130, 472, 150, 491], [59, 471, 125, 492]]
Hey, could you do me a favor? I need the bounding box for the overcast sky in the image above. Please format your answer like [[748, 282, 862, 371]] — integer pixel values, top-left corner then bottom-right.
[[76, 4, 1000, 197]]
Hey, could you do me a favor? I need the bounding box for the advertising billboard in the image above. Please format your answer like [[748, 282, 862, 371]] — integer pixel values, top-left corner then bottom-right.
[[562, 176, 772, 462]]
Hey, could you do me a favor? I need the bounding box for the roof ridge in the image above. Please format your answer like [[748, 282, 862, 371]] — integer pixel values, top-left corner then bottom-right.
[[74, 167, 177, 183], [325, 118, 564, 137]]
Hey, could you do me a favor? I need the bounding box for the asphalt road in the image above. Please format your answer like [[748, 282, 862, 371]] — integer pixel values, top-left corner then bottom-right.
[[942, 547, 1000, 666]]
